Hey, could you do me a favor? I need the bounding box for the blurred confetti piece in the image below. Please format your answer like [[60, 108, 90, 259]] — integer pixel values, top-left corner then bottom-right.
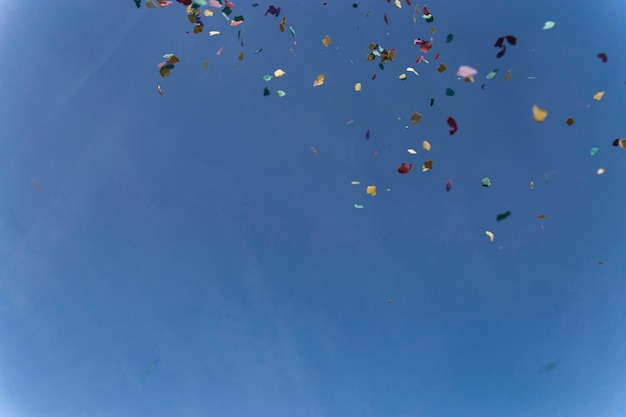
[[394, 0, 402, 8], [367, 185, 377, 196], [422, 160, 433, 171], [347, 120, 354, 125], [504, 69, 512, 80], [276, 90, 286, 97], [146, 1, 157, 8], [322, 35, 331, 47], [423, 140, 431, 151], [482, 177, 492, 187], [445, 180, 452, 192], [537, 214, 547, 219], [542, 21, 555, 30], [351, 181, 361, 185], [397, 162, 413, 174], [445, 88, 455, 96], [263, 87, 270, 96], [406, 67, 419, 76], [447, 116, 458, 135], [238, 51, 244, 61], [486, 68, 500, 79], [597, 168, 605, 175], [399, 73, 407, 80], [593, 91, 605, 101], [310, 146, 318, 156], [274, 69, 286, 78], [365, 129, 370, 140], [612, 139, 626, 147], [216, 46, 224, 55], [407, 148, 417, 154], [289, 26, 296, 37], [456, 65, 477, 78], [446, 33, 454, 42], [263, 75, 272, 81], [486, 231, 495, 242], [597, 53, 608, 63], [157, 85, 164, 96], [590, 146, 599, 156], [496, 210, 511, 221], [31, 178, 42, 191], [411, 112, 423, 125], [566, 117, 574, 126], [209, 31, 220, 36], [530, 181, 534, 189], [313, 74, 325, 87], [204, 9, 213, 16], [354, 204, 365, 209], [203, 60, 209, 69], [437, 64, 446, 73], [354, 83, 362, 91], [532, 105, 548, 123]]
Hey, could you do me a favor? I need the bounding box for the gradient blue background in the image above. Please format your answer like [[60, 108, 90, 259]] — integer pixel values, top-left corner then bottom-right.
[[1, 1, 625, 416]]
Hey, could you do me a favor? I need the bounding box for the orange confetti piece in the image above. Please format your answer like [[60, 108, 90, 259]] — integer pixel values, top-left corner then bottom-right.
[[322, 35, 332, 47], [313, 74, 325, 87]]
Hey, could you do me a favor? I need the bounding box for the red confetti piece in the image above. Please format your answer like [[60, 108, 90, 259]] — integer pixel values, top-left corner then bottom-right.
[[397, 162, 413, 174], [423, 5, 430, 15], [447, 116, 458, 135], [384, 13, 389, 25], [434, 52, 439, 60]]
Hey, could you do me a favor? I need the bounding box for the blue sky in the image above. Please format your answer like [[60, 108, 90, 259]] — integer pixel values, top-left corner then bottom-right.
[[1, 0, 625, 416]]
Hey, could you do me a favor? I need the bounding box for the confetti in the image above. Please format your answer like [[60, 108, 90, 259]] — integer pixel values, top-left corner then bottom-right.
[[532, 105, 548, 123], [481, 177, 492, 187], [399, 73, 407, 80], [322, 35, 332, 47], [445, 180, 452, 192], [530, 181, 534, 189], [566, 117, 574, 126], [351, 181, 360, 185], [445, 88, 455, 96], [485, 231, 495, 242], [367, 185, 377, 196], [456, 65, 477, 78], [354, 82, 362, 91], [437, 63, 446, 73], [593, 91, 605, 101], [612, 139, 626, 148], [238, 51, 244, 61], [590, 146, 599, 156], [310, 146, 318, 156], [365, 129, 370, 140], [597, 53, 608, 63], [157, 85, 164, 96], [273, 69, 286, 78], [597, 168, 605, 175], [276, 90, 286, 97], [486, 68, 500, 79], [313, 74, 325, 87], [265, 5, 281, 17], [141, 358, 160, 382], [446, 33, 454, 43], [203, 60, 209, 69], [354, 204, 365, 209], [410, 112, 422, 125], [397, 162, 413, 174], [216, 46, 224, 55], [422, 160, 433, 171], [423, 140, 431, 151], [407, 148, 417, 154], [503, 69, 512, 80], [209, 31, 221, 36], [31, 178, 42, 191], [496, 211, 511, 221], [263, 87, 270, 96], [447, 116, 458, 135], [494, 35, 516, 58], [542, 21, 555, 30], [537, 214, 547, 219], [406, 67, 419, 76]]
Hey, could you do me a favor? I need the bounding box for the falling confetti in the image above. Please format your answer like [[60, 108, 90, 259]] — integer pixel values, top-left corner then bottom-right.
[[322, 35, 332, 47], [496, 211, 511, 222], [566, 117, 575, 126], [503, 69, 512, 81], [354, 204, 365, 209], [486, 68, 500, 79], [367, 185, 377, 196], [310, 146, 318, 156], [593, 91, 605, 101], [456, 66, 477, 78], [543, 21, 555, 30], [445, 180, 452, 192], [141, 358, 160, 382], [407, 148, 417, 154], [157, 85, 164, 96], [590, 146, 599, 156], [597, 53, 608, 63], [537, 214, 547, 219], [612, 139, 626, 148], [532, 105, 548, 123], [530, 181, 534, 189], [447, 116, 458, 135], [31, 179, 42, 191], [445, 88, 455, 96], [313, 74, 325, 87], [276, 90, 286, 97], [422, 160, 433, 171], [597, 168, 605, 175], [437, 64, 446, 73], [397, 162, 413, 174], [410, 112, 422, 125], [494, 35, 516, 58], [485, 231, 495, 242], [446, 33, 454, 43], [274, 69, 286, 78], [354, 83, 362, 91], [365, 129, 370, 140], [423, 140, 431, 151], [481, 177, 492, 187]]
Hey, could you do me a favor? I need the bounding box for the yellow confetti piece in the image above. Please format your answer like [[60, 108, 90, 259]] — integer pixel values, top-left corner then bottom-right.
[[422, 160, 433, 171], [399, 73, 407, 80], [504, 69, 512, 81], [407, 148, 417, 154], [423, 140, 431, 151], [354, 83, 361, 91], [430, 26, 436, 34], [209, 31, 220, 36], [157, 85, 164, 96], [532, 105, 548, 123], [537, 214, 547, 219], [593, 91, 605, 101], [597, 168, 605, 175], [485, 231, 494, 242], [565, 117, 574, 126], [530, 181, 534, 189], [615, 139, 626, 148], [193, 24, 203, 34], [367, 185, 377, 196], [238, 51, 244, 61], [410, 112, 422, 126], [406, 67, 419, 76], [203, 60, 209, 69], [313, 74, 325, 87], [394, 0, 402, 8], [437, 64, 446, 73], [279, 16, 286, 32], [322, 35, 332, 47], [146, 1, 157, 8], [351, 181, 360, 185], [204, 9, 213, 16], [274, 69, 286, 78]]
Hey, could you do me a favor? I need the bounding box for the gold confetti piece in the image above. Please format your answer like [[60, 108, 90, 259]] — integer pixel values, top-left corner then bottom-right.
[[593, 91, 605, 101], [157, 85, 164, 96], [351, 181, 360, 185], [209, 31, 220, 36], [279, 16, 286, 32], [238, 51, 244, 61], [322, 35, 332, 47], [193, 24, 203, 34], [203, 60, 209, 69], [486, 231, 495, 242], [566, 117, 574, 126], [530, 181, 534, 189], [394, 0, 402, 8], [532, 105, 548, 123], [410, 112, 422, 126], [310, 146, 318, 156], [146, 1, 157, 8], [204, 9, 213, 16], [615, 139, 626, 148], [354, 82, 362, 91], [274, 69, 286, 78], [537, 214, 547, 219], [463, 76, 475, 83], [407, 148, 417, 154], [399, 73, 407, 80], [422, 160, 433, 171], [504, 69, 512, 81], [597, 168, 605, 175], [406, 67, 419, 76], [423, 140, 431, 151], [367, 185, 377, 196], [313, 74, 325, 87], [430, 26, 436, 34], [437, 64, 446, 73]]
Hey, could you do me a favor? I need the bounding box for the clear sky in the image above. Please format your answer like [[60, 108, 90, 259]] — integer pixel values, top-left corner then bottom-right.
[[1, 1, 625, 416]]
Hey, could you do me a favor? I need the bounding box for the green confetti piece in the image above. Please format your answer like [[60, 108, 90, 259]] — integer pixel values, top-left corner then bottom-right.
[[352, 3, 358, 8], [222, 6, 232, 15], [276, 90, 286, 97], [496, 210, 511, 221], [378, 63, 384, 70], [252, 2, 259, 6], [354, 204, 364, 208], [446, 33, 454, 43], [543, 21, 555, 30], [263, 87, 270, 96], [590, 146, 599, 156], [254, 48, 263, 54], [486, 68, 500, 80], [133, 0, 141, 8], [445, 88, 455, 96], [263, 75, 272, 81], [289, 26, 296, 37], [481, 177, 492, 187], [430, 98, 435, 106]]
